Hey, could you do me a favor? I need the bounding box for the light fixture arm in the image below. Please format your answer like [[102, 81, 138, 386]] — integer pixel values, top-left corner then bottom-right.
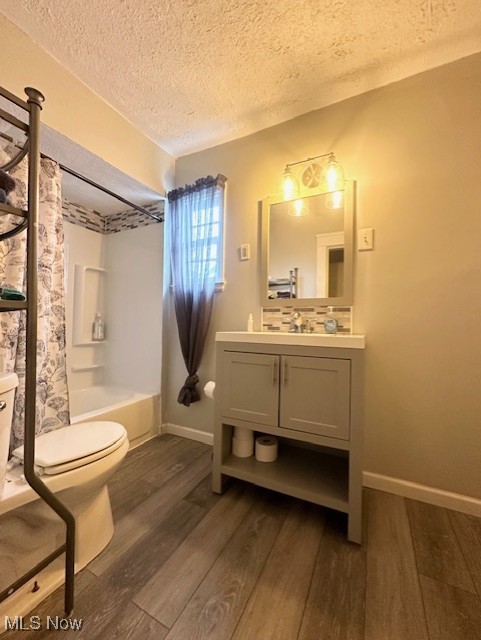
[[285, 152, 335, 170]]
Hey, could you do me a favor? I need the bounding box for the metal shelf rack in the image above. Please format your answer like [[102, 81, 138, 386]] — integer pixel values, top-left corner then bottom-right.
[[0, 85, 75, 615]]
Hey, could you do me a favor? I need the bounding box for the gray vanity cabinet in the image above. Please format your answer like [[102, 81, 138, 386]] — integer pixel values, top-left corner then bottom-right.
[[213, 334, 365, 544], [222, 351, 351, 440], [221, 351, 279, 426], [280, 355, 350, 440]]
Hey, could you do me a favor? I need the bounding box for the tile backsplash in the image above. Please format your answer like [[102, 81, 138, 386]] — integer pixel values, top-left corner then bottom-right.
[[262, 305, 352, 334], [62, 200, 164, 234]]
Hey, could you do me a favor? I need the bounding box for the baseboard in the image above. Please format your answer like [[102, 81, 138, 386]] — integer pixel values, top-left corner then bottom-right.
[[162, 423, 214, 446], [363, 471, 481, 517]]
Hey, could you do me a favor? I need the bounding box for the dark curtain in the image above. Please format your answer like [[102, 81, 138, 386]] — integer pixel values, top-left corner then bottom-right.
[[168, 175, 226, 406]]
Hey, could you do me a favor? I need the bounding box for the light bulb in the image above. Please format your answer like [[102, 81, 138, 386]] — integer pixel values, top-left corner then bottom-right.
[[326, 190, 344, 210], [325, 154, 345, 192], [280, 167, 300, 201], [288, 199, 308, 217]]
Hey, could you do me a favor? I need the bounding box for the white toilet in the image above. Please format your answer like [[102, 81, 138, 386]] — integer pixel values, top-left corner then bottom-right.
[[0, 371, 129, 622]]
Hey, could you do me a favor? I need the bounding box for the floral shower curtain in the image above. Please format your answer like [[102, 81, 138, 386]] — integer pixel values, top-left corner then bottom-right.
[[0, 146, 70, 449]]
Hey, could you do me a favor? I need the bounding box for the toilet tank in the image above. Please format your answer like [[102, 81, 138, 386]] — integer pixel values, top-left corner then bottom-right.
[[0, 372, 19, 500]]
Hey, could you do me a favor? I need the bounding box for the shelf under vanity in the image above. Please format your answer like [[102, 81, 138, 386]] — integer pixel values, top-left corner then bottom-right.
[[221, 440, 349, 513]]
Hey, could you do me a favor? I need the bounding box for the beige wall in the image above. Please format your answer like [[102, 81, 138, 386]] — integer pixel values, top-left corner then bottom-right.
[[0, 14, 174, 193], [167, 52, 481, 499]]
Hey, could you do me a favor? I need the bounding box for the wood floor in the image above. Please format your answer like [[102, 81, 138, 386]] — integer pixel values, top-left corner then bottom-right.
[[6, 434, 481, 640]]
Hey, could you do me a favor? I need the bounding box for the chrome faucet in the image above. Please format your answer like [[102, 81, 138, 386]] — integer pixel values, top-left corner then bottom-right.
[[303, 318, 313, 333], [289, 311, 302, 333]]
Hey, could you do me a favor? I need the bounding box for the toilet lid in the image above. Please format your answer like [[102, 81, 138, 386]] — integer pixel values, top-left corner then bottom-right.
[[12, 421, 127, 469]]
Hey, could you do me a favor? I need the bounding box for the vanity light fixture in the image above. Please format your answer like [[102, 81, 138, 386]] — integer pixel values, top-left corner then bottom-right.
[[280, 166, 300, 200], [325, 154, 345, 192], [280, 152, 345, 201]]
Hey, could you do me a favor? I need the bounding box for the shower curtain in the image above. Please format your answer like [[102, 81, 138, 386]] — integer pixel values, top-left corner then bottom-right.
[[0, 146, 70, 449]]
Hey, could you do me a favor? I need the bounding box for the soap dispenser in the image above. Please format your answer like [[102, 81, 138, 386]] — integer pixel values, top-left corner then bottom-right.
[[92, 312, 104, 341], [247, 313, 254, 332], [324, 307, 338, 334]]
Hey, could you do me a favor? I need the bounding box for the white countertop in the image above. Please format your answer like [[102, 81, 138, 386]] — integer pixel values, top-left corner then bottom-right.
[[215, 331, 365, 349]]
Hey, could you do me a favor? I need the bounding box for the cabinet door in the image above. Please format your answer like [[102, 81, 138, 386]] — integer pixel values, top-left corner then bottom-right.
[[221, 351, 279, 426], [280, 355, 350, 439]]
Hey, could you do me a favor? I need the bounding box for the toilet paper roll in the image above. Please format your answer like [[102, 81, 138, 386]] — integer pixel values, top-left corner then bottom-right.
[[232, 436, 254, 458], [255, 435, 278, 463], [234, 426, 253, 441], [203, 380, 216, 400]]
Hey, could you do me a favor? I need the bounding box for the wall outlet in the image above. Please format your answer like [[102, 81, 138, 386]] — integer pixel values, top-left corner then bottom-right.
[[239, 244, 250, 260], [358, 228, 374, 251]]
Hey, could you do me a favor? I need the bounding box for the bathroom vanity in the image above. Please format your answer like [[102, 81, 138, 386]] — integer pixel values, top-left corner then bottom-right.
[[213, 331, 365, 543]]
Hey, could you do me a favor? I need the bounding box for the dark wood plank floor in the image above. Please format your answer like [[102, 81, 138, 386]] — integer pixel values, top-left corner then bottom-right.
[[5, 435, 481, 639]]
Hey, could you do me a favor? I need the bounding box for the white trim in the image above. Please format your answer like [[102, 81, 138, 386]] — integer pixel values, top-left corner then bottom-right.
[[363, 471, 481, 517], [162, 423, 214, 446], [218, 181, 227, 287]]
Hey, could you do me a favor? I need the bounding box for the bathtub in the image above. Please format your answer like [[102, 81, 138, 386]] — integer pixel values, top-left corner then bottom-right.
[[70, 386, 160, 447]]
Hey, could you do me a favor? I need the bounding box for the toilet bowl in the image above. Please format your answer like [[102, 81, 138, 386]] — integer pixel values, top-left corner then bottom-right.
[[0, 372, 129, 624]]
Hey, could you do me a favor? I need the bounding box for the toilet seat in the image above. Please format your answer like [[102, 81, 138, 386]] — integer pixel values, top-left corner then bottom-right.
[[11, 421, 127, 475]]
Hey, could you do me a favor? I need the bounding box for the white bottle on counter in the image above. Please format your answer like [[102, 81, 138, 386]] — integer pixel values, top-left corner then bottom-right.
[[247, 313, 254, 332], [92, 312, 104, 341]]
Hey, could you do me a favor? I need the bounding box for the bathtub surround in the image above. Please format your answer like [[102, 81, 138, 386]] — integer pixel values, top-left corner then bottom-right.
[[64, 211, 163, 392], [103, 223, 163, 399], [64, 208, 163, 445], [0, 149, 69, 449], [262, 305, 351, 334]]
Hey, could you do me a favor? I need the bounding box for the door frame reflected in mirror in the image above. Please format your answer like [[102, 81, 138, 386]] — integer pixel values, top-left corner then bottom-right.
[[261, 180, 354, 308]]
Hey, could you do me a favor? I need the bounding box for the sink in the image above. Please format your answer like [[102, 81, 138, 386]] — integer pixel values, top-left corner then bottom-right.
[[215, 331, 365, 349]]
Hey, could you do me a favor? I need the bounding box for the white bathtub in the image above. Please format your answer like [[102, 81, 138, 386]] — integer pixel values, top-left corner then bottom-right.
[[70, 386, 160, 447]]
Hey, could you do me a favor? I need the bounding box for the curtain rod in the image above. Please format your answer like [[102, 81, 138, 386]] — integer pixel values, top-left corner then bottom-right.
[[57, 163, 164, 222]]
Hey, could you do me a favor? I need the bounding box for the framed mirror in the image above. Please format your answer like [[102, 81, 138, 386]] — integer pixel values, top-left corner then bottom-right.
[[261, 181, 354, 307]]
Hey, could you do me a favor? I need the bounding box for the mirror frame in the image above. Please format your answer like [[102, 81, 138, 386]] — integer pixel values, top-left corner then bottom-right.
[[261, 180, 355, 307]]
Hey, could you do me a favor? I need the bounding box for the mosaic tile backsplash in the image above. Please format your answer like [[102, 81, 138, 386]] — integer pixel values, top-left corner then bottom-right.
[[262, 305, 352, 334], [62, 200, 164, 234]]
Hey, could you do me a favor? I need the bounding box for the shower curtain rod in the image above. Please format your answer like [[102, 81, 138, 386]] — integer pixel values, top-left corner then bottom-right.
[[57, 163, 164, 223]]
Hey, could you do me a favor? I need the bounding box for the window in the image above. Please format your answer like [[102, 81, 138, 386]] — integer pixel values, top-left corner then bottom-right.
[[168, 174, 226, 295], [190, 185, 225, 288]]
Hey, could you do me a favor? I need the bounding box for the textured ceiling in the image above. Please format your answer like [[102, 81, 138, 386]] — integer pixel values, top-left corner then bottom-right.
[[1, 0, 480, 157]]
